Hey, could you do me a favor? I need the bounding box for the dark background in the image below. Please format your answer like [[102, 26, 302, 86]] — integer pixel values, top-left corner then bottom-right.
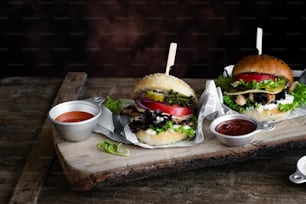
[[1, 0, 306, 78]]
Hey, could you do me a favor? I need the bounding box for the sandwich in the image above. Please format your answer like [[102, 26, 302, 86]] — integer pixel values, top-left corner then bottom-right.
[[217, 54, 300, 122], [121, 73, 198, 146]]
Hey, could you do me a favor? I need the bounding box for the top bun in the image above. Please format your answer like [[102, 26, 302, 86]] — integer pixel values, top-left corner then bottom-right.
[[133, 73, 197, 101], [232, 55, 293, 82]]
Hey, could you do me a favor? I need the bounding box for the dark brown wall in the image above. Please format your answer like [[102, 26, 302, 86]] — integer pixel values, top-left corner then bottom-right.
[[1, 0, 306, 78]]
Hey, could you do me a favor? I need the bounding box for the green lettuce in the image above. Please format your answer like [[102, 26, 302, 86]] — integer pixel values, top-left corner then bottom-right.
[[279, 82, 306, 112], [149, 120, 196, 138], [230, 78, 287, 93], [223, 82, 306, 113], [103, 96, 122, 114], [217, 75, 287, 93]]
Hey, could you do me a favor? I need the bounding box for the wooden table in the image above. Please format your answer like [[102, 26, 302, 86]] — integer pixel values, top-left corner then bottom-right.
[[2, 72, 306, 204]]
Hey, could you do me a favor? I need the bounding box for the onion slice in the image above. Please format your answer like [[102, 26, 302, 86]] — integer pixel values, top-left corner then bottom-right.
[[134, 97, 150, 110]]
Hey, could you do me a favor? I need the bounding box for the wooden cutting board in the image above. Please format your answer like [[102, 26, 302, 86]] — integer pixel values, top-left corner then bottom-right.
[[51, 75, 306, 191]]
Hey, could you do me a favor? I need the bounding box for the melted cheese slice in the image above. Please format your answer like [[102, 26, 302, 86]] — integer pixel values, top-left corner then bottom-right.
[[224, 85, 285, 96]]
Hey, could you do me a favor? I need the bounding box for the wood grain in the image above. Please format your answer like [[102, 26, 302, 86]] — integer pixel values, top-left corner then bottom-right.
[[0, 76, 61, 203], [52, 76, 306, 191], [9, 72, 87, 204]]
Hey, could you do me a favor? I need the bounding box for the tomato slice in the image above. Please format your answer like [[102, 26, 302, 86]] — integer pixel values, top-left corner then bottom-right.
[[139, 98, 192, 116], [233, 73, 275, 82]]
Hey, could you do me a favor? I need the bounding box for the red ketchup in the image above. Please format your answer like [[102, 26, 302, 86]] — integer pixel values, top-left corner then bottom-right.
[[55, 111, 94, 122], [215, 119, 256, 136]]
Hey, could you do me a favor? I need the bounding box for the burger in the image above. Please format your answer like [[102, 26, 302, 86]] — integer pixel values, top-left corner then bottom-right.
[[217, 54, 299, 122], [121, 73, 198, 146]]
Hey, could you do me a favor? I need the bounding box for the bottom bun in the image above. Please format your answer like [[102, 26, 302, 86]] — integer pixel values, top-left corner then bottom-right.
[[243, 108, 291, 122], [136, 129, 188, 146]]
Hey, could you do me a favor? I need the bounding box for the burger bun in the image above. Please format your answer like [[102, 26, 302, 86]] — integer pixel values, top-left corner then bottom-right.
[[133, 73, 197, 103], [136, 129, 188, 146], [244, 107, 292, 122], [232, 55, 294, 82]]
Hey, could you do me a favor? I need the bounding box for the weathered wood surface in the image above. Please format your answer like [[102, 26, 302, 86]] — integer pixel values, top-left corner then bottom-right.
[[0, 76, 60, 204], [7, 72, 87, 204], [2, 73, 306, 204], [52, 76, 306, 191]]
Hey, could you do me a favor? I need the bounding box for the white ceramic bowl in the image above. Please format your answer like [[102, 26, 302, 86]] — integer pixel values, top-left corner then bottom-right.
[[48, 97, 103, 142], [210, 114, 273, 147], [289, 156, 306, 184]]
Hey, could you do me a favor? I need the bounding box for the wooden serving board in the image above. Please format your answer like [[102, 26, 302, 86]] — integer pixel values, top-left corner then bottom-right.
[[50, 73, 306, 191]]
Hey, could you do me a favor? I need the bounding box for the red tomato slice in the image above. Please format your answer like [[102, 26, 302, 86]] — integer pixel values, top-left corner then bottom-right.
[[233, 73, 275, 82], [140, 98, 192, 116]]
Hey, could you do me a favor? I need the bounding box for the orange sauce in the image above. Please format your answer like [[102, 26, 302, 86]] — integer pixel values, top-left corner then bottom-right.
[[55, 111, 94, 122]]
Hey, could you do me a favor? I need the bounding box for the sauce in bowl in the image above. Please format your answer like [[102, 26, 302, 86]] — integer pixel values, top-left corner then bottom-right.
[[215, 119, 256, 136], [55, 111, 94, 122]]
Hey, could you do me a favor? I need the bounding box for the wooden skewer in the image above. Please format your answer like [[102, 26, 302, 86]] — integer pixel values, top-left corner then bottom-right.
[[165, 42, 177, 75], [256, 27, 263, 55]]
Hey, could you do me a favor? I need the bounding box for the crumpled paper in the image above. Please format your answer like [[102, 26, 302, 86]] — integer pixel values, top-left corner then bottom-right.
[[93, 80, 227, 149], [195, 80, 236, 143]]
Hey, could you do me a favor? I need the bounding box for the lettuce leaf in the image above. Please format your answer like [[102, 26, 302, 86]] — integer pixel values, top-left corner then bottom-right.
[[231, 78, 287, 93], [217, 75, 288, 93], [279, 82, 306, 111], [217, 75, 232, 91], [149, 120, 196, 138], [103, 96, 122, 114]]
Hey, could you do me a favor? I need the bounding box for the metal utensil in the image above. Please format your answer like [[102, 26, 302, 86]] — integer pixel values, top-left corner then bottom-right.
[[210, 114, 273, 147], [48, 96, 104, 142], [289, 156, 306, 184]]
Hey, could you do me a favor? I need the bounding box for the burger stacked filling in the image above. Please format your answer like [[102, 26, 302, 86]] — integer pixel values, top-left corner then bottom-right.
[[123, 89, 197, 137], [219, 73, 294, 113], [120, 73, 199, 145], [217, 55, 302, 121]]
